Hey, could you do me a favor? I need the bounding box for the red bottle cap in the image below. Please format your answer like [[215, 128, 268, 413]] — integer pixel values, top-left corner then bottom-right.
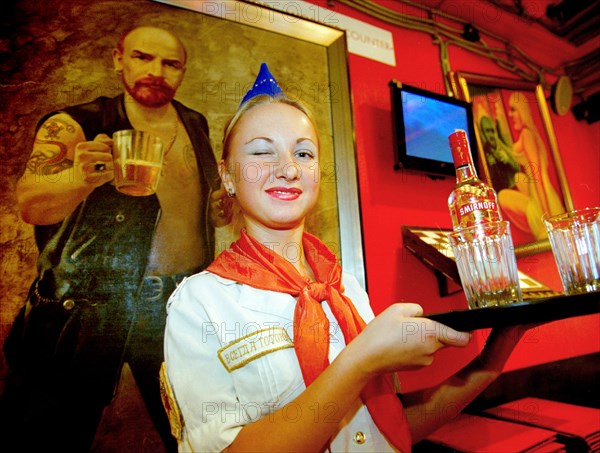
[[449, 130, 471, 168]]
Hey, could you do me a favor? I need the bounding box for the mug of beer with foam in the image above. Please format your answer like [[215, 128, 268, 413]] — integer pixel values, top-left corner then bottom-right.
[[112, 130, 164, 196]]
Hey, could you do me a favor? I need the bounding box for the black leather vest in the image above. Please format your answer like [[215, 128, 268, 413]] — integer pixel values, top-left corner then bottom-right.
[[34, 95, 220, 302]]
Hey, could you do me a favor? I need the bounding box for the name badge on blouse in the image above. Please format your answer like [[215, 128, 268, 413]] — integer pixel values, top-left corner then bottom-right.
[[218, 327, 294, 372]]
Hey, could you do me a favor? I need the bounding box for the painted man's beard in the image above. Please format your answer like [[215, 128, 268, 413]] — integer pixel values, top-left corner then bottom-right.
[[124, 75, 176, 107]]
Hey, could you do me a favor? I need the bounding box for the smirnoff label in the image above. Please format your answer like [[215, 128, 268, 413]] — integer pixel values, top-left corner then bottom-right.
[[459, 200, 498, 217], [456, 199, 500, 228]]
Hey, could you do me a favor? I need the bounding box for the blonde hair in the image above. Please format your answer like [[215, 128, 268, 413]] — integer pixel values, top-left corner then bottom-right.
[[221, 93, 319, 162]]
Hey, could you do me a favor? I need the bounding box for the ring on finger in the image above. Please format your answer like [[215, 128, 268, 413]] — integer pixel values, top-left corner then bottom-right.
[[94, 163, 106, 172]]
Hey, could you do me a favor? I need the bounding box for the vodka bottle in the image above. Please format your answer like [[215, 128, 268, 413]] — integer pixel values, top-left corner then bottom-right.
[[448, 130, 501, 229]]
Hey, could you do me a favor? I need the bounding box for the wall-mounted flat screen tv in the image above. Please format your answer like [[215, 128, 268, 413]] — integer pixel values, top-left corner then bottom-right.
[[389, 80, 478, 178]]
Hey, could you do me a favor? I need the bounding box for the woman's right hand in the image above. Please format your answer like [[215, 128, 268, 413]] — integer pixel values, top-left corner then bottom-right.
[[349, 303, 471, 378]]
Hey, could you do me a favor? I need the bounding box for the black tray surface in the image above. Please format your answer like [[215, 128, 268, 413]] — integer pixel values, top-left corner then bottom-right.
[[425, 291, 600, 331]]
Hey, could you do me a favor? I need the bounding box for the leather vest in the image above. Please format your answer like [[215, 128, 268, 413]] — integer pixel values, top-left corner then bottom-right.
[[34, 95, 220, 302]]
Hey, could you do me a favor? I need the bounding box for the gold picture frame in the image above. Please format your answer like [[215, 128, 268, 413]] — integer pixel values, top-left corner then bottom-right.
[[449, 71, 574, 257], [0, 0, 365, 446]]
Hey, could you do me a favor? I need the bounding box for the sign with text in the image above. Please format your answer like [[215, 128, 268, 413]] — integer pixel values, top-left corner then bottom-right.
[[255, 0, 396, 66]]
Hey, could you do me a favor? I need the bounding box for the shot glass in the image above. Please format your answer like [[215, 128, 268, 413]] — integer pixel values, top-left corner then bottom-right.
[[112, 130, 164, 196], [448, 221, 522, 309], [544, 207, 600, 295]]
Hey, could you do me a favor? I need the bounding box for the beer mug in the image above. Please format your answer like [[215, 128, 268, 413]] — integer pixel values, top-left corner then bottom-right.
[[112, 130, 164, 196]]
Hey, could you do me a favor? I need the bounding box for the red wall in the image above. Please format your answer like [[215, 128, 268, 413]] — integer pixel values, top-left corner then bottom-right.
[[308, 1, 600, 391]]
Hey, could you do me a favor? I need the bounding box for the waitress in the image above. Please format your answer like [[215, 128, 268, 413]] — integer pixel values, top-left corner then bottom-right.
[[163, 63, 531, 452]]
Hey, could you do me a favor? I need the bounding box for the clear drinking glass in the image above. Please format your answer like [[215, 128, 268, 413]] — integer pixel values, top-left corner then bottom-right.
[[544, 207, 600, 295], [448, 221, 522, 309], [112, 130, 164, 196]]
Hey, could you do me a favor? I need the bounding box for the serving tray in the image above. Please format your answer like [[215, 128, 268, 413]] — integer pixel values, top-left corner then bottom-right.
[[425, 291, 600, 331]]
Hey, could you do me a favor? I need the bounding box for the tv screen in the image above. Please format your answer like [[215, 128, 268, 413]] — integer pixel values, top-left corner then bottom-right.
[[389, 80, 477, 178]]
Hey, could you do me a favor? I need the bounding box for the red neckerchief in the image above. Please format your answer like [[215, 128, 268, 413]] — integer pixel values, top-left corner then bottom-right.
[[208, 230, 412, 452]]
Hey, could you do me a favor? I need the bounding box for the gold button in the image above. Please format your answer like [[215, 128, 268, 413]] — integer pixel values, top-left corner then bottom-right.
[[353, 431, 366, 444], [63, 299, 75, 310]]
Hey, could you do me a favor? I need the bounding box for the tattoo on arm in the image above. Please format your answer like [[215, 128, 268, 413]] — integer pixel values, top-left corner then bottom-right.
[[27, 118, 78, 175], [29, 139, 72, 175]]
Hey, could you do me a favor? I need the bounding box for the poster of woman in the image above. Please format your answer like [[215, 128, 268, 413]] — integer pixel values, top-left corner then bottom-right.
[[466, 82, 570, 246]]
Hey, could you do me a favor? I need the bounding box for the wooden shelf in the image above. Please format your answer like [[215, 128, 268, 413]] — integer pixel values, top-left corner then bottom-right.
[[401, 225, 560, 299]]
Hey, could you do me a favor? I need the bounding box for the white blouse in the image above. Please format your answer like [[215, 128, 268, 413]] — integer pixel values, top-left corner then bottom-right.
[[164, 270, 397, 452]]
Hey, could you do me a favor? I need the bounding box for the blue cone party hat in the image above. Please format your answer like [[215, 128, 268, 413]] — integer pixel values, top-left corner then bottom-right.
[[240, 63, 283, 105]]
